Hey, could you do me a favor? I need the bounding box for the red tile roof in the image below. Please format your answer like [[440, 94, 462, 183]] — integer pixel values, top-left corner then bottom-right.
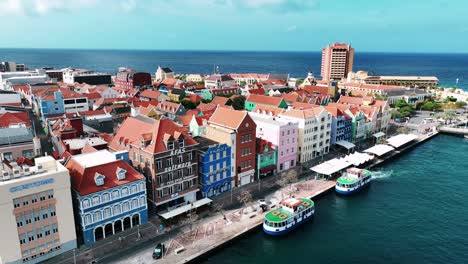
[[211, 96, 229, 106], [246, 94, 284, 107], [0, 112, 31, 128], [83, 92, 102, 100], [109, 116, 198, 154], [187, 93, 203, 103], [208, 107, 249, 130], [281, 92, 300, 103], [251, 105, 284, 117], [156, 101, 181, 114], [66, 158, 144, 196], [197, 103, 217, 113], [302, 85, 329, 96], [291, 102, 317, 110], [140, 89, 162, 100]]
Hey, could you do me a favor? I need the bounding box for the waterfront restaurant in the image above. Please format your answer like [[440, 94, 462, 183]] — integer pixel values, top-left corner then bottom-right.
[[386, 134, 418, 149]]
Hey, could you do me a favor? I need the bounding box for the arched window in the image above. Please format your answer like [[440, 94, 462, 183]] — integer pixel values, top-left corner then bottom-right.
[[121, 187, 129, 196], [102, 193, 110, 203], [82, 198, 90, 209], [139, 182, 145, 191], [113, 204, 121, 215], [131, 185, 137, 194], [139, 196, 145, 207], [112, 190, 120, 199], [84, 214, 92, 225], [132, 199, 138, 209], [93, 211, 102, 222], [92, 196, 100, 206], [103, 207, 112, 218], [122, 202, 130, 212]]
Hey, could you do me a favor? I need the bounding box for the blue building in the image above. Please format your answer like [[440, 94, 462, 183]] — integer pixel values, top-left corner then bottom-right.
[[197, 137, 232, 198], [38, 90, 65, 118], [65, 150, 148, 245], [329, 108, 352, 145]]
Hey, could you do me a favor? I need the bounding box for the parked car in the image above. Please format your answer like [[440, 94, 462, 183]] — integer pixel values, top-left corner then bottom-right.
[[258, 199, 268, 212], [152, 243, 165, 260]]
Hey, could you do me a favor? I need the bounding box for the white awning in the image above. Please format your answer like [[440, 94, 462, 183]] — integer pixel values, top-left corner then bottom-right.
[[335, 140, 356, 150], [342, 152, 375, 166], [159, 198, 213, 219], [386, 134, 418, 148], [310, 158, 351, 176], [364, 144, 395, 156], [373, 132, 386, 138]]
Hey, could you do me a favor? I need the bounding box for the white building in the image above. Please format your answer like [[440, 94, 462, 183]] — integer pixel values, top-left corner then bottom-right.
[[155, 66, 174, 82], [63, 68, 111, 85], [0, 156, 77, 263], [0, 70, 49, 90], [204, 74, 236, 90], [279, 107, 332, 163]]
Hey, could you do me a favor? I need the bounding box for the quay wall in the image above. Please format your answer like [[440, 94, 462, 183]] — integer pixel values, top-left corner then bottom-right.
[[182, 132, 440, 264]]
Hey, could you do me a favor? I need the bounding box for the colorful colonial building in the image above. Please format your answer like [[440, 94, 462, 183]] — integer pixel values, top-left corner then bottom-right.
[[206, 108, 256, 186], [197, 137, 232, 198], [65, 150, 147, 245]]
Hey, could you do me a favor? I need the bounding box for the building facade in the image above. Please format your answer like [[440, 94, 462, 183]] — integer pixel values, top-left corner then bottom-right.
[[0, 156, 77, 264], [115, 68, 152, 89], [280, 107, 332, 163], [0, 127, 41, 161], [197, 137, 232, 198], [109, 116, 200, 213], [63, 68, 112, 85], [249, 112, 298, 172], [256, 139, 277, 179], [207, 108, 256, 186], [65, 150, 148, 245], [321, 43, 354, 82]]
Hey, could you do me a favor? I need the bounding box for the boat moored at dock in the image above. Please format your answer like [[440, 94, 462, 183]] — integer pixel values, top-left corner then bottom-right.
[[335, 168, 372, 195], [263, 197, 315, 236]]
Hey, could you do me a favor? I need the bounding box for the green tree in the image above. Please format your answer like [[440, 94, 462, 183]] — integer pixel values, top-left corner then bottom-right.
[[231, 96, 246, 110], [421, 101, 441, 111], [181, 100, 199, 110]]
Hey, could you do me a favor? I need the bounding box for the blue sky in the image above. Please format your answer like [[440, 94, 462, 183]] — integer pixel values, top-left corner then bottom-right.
[[1, 0, 467, 52]]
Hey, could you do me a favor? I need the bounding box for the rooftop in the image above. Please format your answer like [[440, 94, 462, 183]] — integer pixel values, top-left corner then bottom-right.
[[63, 137, 107, 150]]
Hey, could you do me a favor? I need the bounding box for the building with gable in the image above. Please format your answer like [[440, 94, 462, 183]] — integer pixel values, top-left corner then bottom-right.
[[109, 116, 200, 213], [244, 94, 288, 112], [206, 108, 256, 186], [65, 150, 147, 245]]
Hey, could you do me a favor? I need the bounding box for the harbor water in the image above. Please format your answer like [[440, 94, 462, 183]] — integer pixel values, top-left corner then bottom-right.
[[203, 134, 468, 264]]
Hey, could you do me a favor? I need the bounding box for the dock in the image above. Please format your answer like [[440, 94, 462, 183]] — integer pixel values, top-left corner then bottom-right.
[[439, 126, 468, 135]]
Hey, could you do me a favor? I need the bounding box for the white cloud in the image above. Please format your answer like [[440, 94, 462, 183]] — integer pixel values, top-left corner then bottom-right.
[[0, 0, 25, 16]]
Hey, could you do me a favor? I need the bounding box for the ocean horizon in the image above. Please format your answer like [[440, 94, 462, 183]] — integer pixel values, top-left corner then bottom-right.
[[1, 48, 467, 90]]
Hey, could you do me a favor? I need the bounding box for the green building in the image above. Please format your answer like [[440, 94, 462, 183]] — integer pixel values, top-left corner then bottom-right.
[[245, 94, 288, 112]]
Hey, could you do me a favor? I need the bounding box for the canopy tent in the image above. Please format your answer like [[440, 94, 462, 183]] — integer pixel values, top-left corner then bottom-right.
[[373, 132, 386, 139], [386, 134, 418, 148], [364, 144, 395, 157], [335, 140, 356, 150], [310, 158, 351, 176], [342, 152, 374, 166], [159, 198, 212, 220]]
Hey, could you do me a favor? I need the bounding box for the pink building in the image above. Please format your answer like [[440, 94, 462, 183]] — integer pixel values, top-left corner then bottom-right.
[[321, 43, 354, 82], [249, 112, 298, 172]]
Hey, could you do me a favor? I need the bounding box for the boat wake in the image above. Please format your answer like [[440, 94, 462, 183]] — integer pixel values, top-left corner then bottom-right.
[[371, 170, 393, 180]]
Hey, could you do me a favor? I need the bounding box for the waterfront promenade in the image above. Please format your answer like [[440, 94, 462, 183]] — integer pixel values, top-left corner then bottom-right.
[[112, 180, 336, 264]]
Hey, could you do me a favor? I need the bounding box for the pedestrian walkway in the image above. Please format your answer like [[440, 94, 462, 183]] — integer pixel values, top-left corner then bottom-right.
[[114, 179, 336, 264]]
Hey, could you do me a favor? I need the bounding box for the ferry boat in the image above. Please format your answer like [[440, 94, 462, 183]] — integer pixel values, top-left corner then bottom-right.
[[263, 197, 315, 236], [335, 167, 372, 195]]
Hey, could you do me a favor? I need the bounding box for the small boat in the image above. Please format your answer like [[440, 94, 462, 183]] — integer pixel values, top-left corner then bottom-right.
[[464, 135, 468, 139], [263, 197, 315, 236], [335, 167, 372, 195]]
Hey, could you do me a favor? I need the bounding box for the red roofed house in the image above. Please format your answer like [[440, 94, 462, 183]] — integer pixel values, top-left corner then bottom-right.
[[245, 94, 288, 112], [0, 111, 31, 128], [156, 101, 186, 120], [206, 107, 256, 186], [109, 116, 201, 213], [139, 89, 168, 102], [82, 92, 102, 110], [65, 150, 148, 245], [115, 68, 152, 89]]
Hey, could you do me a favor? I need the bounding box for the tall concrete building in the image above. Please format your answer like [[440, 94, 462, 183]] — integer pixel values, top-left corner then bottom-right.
[[321, 43, 354, 82], [0, 156, 77, 264]]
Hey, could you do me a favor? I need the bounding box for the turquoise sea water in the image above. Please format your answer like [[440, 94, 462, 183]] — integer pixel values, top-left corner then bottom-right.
[[203, 135, 468, 264]]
